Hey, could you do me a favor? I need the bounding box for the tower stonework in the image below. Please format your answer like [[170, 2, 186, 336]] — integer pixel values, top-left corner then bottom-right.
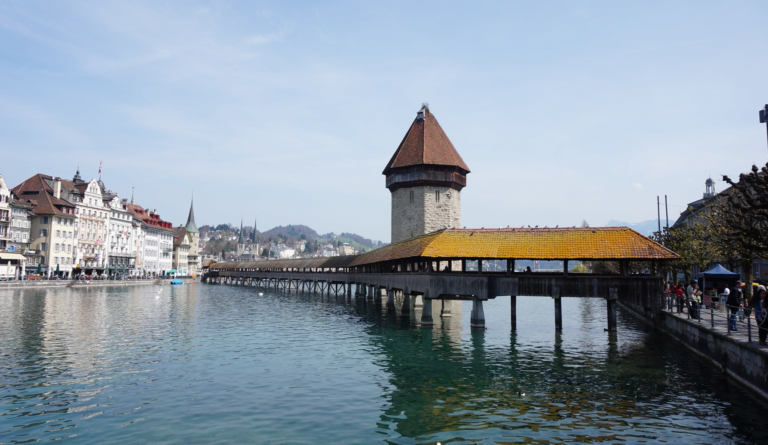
[[384, 105, 470, 243]]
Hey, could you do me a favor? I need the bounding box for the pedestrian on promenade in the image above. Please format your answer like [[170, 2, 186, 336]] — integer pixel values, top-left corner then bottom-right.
[[757, 289, 768, 345], [733, 282, 745, 321], [687, 280, 700, 319], [675, 282, 685, 313], [726, 285, 741, 331]]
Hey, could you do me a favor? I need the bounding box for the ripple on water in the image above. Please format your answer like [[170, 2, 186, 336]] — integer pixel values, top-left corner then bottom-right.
[[1, 284, 767, 444]]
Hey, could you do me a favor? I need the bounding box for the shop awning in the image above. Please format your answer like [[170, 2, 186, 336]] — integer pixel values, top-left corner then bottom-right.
[[0, 253, 27, 261]]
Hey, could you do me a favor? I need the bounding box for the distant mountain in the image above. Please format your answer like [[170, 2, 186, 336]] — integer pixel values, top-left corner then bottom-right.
[[604, 219, 660, 236], [261, 224, 319, 239]]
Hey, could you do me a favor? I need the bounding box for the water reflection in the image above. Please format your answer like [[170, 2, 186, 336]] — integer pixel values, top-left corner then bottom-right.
[[1, 286, 768, 444]]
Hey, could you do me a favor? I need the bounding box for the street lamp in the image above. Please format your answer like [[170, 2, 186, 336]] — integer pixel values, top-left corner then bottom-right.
[[761, 104, 768, 157]]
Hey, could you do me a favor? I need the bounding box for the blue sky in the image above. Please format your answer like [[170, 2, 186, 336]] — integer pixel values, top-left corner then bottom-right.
[[1, 1, 766, 242]]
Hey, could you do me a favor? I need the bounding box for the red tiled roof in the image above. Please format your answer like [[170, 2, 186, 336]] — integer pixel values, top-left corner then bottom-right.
[[126, 203, 175, 231], [348, 227, 679, 266], [383, 106, 470, 175], [11, 174, 76, 217]]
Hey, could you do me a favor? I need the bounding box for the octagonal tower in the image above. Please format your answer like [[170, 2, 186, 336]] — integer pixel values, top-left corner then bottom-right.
[[384, 105, 470, 243]]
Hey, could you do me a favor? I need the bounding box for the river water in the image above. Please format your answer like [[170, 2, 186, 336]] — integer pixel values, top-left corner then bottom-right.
[[1, 283, 767, 444]]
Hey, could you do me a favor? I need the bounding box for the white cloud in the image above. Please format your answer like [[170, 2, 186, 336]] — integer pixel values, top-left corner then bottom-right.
[[634, 183, 643, 190]]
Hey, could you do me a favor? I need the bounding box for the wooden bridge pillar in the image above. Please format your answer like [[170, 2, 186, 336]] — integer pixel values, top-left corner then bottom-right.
[[386, 289, 395, 310], [470, 298, 485, 329], [421, 291, 433, 326], [401, 289, 411, 317], [510, 296, 517, 330], [440, 299, 451, 318], [554, 297, 563, 331], [607, 288, 618, 332]]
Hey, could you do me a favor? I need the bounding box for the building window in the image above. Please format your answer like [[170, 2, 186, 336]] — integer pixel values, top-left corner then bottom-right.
[[41, 217, 49, 224], [435, 190, 440, 203], [39, 229, 48, 237]]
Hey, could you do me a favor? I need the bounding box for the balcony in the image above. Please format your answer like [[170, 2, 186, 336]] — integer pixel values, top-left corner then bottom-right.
[[110, 251, 136, 258]]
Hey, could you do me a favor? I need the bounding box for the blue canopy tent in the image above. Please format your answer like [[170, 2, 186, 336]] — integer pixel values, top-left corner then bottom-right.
[[697, 264, 740, 309], [698, 264, 740, 290]]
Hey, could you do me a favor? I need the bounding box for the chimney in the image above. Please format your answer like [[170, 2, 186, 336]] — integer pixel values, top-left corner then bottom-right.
[[53, 178, 62, 199]]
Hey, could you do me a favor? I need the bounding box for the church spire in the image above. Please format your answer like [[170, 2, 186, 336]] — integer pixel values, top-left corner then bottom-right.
[[238, 215, 244, 244], [185, 194, 198, 233], [252, 213, 257, 243]]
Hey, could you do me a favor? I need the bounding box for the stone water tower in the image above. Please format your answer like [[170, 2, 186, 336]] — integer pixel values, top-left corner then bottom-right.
[[384, 105, 470, 243]]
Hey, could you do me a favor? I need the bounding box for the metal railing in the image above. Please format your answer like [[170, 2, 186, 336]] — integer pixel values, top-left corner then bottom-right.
[[664, 294, 767, 344]]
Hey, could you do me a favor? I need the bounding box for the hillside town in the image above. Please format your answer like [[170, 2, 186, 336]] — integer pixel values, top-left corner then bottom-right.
[[0, 169, 200, 279], [198, 222, 385, 263]]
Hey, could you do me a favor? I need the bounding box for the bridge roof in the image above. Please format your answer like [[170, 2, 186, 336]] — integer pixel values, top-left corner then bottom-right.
[[348, 227, 678, 266], [208, 227, 677, 271]]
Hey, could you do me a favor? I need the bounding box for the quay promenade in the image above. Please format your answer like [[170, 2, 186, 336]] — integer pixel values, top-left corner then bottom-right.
[[1, 277, 194, 290]]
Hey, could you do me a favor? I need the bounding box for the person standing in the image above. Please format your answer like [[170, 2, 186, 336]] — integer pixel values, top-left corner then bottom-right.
[[675, 282, 685, 314], [726, 284, 741, 331], [757, 289, 768, 345], [687, 280, 700, 319]]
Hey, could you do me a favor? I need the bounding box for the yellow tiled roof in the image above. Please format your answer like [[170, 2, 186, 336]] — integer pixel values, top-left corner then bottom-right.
[[349, 227, 678, 266]]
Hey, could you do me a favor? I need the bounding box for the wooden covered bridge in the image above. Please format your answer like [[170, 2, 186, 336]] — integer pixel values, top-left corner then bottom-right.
[[204, 227, 678, 331]]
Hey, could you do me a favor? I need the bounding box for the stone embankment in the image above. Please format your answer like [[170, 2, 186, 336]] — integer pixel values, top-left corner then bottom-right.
[[620, 300, 768, 402], [0, 278, 196, 290]]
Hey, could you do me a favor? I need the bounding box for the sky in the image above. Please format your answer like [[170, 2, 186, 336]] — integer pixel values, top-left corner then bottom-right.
[[1, 1, 767, 242]]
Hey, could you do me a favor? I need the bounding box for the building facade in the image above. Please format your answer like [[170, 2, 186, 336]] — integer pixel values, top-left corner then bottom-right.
[[0, 175, 11, 251], [172, 227, 190, 273], [70, 178, 110, 276], [8, 200, 32, 254], [126, 203, 174, 276], [384, 105, 470, 243], [107, 196, 138, 273], [11, 174, 77, 277]]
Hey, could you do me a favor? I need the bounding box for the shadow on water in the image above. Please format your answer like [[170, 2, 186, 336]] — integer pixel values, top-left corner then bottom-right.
[[347, 294, 768, 444]]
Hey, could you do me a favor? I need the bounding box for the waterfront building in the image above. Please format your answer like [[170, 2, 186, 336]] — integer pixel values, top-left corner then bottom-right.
[[68, 177, 111, 276], [0, 174, 11, 251], [673, 177, 717, 227], [11, 175, 77, 277], [126, 202, 174, 276], [672, 177, 768, 280], [172, 226, 191, 273], [384, 104, 470, 243], [8, 199, 34, 258], [107, 195, 138, 273]]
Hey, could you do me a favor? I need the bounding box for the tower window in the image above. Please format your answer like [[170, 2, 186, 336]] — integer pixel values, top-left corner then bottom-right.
[[409, 191, 414, 203], [435, 190, 440, 203]]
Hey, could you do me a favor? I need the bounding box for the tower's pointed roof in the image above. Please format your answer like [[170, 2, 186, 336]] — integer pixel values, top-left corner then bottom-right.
[[252, 214, 257, 243], [185, 196, 198, 233], [383, 105, 470, 175], [238, 217, 244, 243]]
